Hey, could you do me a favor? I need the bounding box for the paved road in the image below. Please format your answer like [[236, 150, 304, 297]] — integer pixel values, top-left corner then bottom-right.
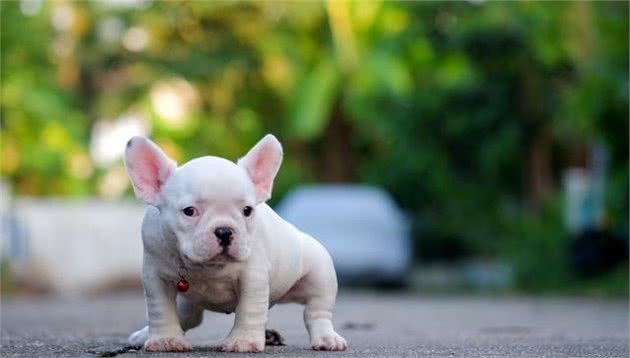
[[1, 291, 627, 357]]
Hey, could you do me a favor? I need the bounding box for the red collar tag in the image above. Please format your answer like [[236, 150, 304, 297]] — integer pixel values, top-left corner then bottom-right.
[[177, 277, 189, 292]]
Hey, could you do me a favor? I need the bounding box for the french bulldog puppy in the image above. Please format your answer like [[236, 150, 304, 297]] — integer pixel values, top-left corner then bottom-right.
[[124, 134, 347, 353]]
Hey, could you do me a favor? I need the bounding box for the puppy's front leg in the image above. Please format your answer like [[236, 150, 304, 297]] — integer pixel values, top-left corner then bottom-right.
[[142, 263, 192, 352], [221, 270, 269, 353]]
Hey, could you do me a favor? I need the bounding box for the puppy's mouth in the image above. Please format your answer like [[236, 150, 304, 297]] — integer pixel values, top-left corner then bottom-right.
[[215, 251, 236, 262], [182, 251, 236, 269]]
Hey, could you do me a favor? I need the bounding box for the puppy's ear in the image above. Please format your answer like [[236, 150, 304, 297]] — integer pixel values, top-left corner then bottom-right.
[[124, 136, 177, 206], [238, 134, 283, 203]]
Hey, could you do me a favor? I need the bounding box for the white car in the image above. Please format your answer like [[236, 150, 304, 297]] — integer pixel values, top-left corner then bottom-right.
[[275, 184, 413, 287]]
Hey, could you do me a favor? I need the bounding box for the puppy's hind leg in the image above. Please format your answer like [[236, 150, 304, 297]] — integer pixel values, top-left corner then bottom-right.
[[128, 326, 149, 348], [302, 252, 347, 351], [177, 295, 204, 332], [128, 295, 203, 348]]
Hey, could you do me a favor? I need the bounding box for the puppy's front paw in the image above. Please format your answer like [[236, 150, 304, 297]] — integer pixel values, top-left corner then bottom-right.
[[221, 333, 265, 353], [311, 332, 348, 351], [144, 336, 192, 352]]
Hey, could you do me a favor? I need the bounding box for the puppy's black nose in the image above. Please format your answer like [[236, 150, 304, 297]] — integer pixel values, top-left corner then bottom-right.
[[214, 227, 233, 247]]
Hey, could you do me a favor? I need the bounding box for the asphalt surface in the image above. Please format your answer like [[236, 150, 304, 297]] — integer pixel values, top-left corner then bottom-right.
[[1, 291, 627, 357]]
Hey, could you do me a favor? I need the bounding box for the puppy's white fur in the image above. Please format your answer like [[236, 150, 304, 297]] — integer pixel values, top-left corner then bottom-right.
[[124, 134, 347, 352]]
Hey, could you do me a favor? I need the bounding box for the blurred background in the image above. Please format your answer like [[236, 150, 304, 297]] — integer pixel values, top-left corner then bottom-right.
[[1, 0, 628, 297]]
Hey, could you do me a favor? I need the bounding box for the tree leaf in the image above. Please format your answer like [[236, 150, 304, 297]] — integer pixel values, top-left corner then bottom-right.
[[287, 58, 340, 140]]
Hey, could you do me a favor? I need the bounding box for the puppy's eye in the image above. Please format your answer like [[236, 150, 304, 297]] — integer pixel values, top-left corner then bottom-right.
[[182, 207, 198, 217], [243, 206, 253, 217]]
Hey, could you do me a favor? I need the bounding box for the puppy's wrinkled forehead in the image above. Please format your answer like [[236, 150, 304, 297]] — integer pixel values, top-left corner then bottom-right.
[[163, 156, 254, 204]]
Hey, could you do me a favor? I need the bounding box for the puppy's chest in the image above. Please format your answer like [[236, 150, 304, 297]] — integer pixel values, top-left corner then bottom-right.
[[182, 268, 240, 313]]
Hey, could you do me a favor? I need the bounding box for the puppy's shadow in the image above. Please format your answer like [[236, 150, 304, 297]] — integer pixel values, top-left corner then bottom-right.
[[194, 346, 224, 353], [194, 345, 307, 355], [88, 345, 302, 357]]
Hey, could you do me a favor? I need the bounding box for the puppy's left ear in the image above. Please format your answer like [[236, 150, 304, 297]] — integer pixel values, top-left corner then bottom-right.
[[238, 134, 283, 203]]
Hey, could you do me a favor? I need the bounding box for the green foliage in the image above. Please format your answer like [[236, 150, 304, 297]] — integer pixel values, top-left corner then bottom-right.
[[500, 197, 571, 291], [288, 57, 339, 140], [502, 197, 628, 296], [0, 1, 627, 291]]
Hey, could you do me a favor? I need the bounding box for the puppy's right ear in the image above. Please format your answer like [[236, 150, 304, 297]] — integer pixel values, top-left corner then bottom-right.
[[123, 136, 177, 206]]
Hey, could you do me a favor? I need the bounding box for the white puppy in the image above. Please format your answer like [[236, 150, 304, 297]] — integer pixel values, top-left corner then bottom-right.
[[124, 134, 347, 353]]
